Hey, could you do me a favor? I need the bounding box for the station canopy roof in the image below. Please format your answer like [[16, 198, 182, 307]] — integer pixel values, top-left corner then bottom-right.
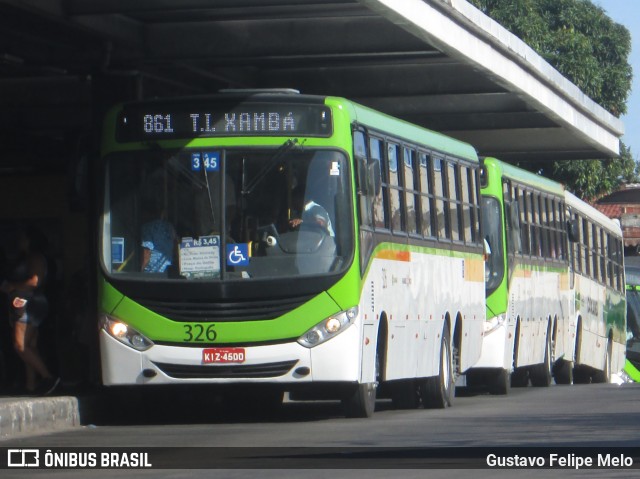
[[0, 0, 624, 172]]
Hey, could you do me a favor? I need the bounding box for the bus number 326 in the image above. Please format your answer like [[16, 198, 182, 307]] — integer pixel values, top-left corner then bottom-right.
[[183, 324, 217, 342]]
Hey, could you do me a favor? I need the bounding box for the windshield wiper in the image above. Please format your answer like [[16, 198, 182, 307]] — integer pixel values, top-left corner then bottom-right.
[[241, 138, 300, 196]]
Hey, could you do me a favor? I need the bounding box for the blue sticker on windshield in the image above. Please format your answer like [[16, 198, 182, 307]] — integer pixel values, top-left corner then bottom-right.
[[203, 152, 220, 171], [227, 243, 249, 267], [191, 152, 202, 171], [112, 237, 124, 264]]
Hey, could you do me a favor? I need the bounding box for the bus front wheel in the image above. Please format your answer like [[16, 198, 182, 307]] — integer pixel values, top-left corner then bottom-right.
[[343, 349, 379, 418], [489, 368, 511, 395], [553, 359, 573, 384], [592, 339, 612, 384]]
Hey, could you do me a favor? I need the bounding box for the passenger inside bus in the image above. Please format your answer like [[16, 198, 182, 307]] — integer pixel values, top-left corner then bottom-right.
[[140, 200, 177, 273]]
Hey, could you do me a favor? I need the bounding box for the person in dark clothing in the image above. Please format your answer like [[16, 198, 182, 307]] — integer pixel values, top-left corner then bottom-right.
[[4, 256, 59, 395]]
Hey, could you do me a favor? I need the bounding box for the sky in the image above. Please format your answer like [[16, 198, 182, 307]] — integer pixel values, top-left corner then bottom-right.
[[593, 0, 640, 162]]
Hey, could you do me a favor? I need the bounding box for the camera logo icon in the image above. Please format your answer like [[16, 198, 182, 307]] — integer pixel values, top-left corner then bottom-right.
[[7, 449, 40, 467]]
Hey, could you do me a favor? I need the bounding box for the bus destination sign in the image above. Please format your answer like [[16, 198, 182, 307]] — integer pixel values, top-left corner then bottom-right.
[[117, 103, 332, 141]]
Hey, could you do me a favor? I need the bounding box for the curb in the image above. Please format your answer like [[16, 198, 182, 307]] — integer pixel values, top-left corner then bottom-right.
[[0, 396, 80, 440]]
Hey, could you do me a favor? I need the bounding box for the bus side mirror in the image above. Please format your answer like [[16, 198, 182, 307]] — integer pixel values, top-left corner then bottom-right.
[[356, 156, 369, 195], [354, 131, 371, 195], [567, 218, 579, 242], [483, 238, 492, 261]]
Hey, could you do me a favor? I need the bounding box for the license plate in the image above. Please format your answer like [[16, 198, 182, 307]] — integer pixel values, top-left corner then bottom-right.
[[202, 348, 246, 364]]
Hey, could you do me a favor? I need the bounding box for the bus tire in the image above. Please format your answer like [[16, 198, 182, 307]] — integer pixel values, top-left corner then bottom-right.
[[343, 347, 379, 418], [420, 324, 454, 409], [553, 359, 573, 385], [511, 368, 529, 387], [391, 380, 420, 409], [572, 322, 591, 383], [530, 330, 552, 387], [592, 339, 612, 384], [343, 382, 377, 418], [510, 321, 528, 387], [489, 368, 511, 395], [573, 365, 592, 384]]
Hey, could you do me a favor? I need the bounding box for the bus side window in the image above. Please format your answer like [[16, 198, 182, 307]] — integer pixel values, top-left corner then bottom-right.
[[570, 212, 579, 272], [530, 191, 540, 257], [403, 147, 418, 235], [616, 238, 624, 291], [354, 130, 373, 228], [369, 137, 386, 230], [354, 131, 368, 194], [387, 142, 404, 233], [540, 196, 549, 258], [470, 167, 481, 245], [460, 165, 473, 245], [447, 161, 462, 243], [607, 234, 614, 289], [582, 218, 591, 276], [516, 187, 529, 256], [433, 157, 448, 240], [419, 152, 435, 239], [592, 223, 600, 282], [569, 212, 580, 272], [601, 230, 609, 286], [553, 199, 563, 260]]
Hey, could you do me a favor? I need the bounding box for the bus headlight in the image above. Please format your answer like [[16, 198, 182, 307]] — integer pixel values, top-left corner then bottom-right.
[[100, 315, 154, 351], [297, 307, 358, 348]]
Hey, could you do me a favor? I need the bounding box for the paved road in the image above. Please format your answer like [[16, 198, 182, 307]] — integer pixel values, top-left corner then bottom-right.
[[2, 383, 640, 478]]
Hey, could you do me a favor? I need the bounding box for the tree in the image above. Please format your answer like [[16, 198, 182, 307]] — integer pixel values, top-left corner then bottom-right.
[[468, 0, 637, 199], [551, 144, 638, 200]]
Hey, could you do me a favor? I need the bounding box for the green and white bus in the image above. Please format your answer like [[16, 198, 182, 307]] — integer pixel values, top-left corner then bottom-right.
[[623, 261, 640, 382], [98, 92, 486, 417], [566, 191, 626, 383], [468, 157, 625, 393]]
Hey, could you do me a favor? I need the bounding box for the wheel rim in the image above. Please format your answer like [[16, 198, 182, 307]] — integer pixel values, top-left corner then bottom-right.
[[367, 349, 380, 399], [442, 338, 452, 401], [443, 343, 450, 387], [545, 336, 552, 375]]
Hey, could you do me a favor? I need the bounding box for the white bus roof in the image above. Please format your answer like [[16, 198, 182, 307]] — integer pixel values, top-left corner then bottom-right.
[[565, 190, 622, 237]]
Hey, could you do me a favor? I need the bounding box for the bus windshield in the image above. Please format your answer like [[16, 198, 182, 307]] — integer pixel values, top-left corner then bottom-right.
[[102, 145, 352, 280], [481, 196, 505, 295], [627, 266, 640, 344]]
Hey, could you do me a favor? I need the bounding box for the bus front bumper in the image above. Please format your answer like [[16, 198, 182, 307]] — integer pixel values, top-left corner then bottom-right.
[[471, 315, 512, 370], [99, 325, 361, 386]]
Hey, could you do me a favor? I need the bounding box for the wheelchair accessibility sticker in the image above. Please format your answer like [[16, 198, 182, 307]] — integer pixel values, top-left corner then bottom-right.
[[226, 243, 249, 267]]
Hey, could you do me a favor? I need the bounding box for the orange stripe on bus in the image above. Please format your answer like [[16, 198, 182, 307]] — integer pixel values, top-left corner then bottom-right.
[[375, 250, 411, 262]]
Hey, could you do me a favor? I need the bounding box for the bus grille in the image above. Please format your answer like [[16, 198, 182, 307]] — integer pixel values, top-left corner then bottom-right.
[[137, 294, 314, 322], [153, 360, 298, 379]]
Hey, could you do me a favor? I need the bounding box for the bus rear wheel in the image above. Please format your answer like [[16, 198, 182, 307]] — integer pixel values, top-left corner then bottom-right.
[[530, 332, 552, 387], [419, 324, 454, 409], [488, 368, 511, 395], [553, 359, 573, 384]]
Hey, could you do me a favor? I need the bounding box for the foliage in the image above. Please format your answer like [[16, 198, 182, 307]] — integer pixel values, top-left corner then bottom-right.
[[550, 143, 638, 200], [467, 0, 637, 197]]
